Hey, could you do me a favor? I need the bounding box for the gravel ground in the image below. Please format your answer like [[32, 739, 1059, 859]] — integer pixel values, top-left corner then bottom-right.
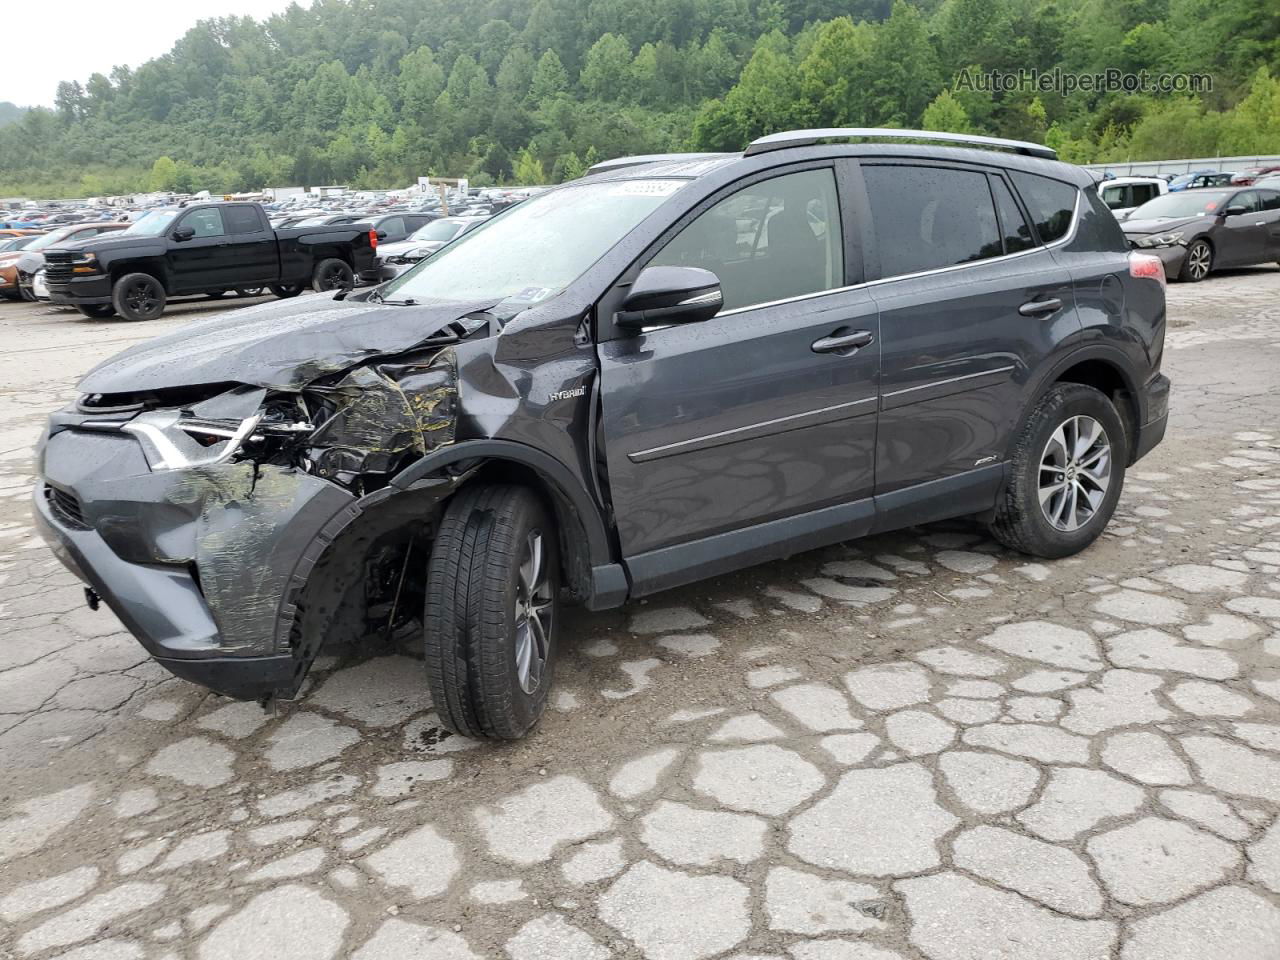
[[1, 269, 1279, 960]]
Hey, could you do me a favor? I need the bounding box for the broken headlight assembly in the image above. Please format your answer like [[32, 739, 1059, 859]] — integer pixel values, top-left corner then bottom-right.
[[113, 388, 317, 472]]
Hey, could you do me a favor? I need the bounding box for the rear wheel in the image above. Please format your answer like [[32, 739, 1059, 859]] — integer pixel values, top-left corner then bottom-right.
[[236, 287, 265, 297], [76, 304, 115, 319], [312, 258, 354, 292], [423, 485, 559, 740], [1179, 239, 1212, 282], [112, 273, 166, 322], [990, 383, 1127, 559], [269, 283, 305, 299]]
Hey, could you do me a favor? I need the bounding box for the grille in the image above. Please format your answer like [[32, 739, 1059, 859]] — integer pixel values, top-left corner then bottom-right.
[[45, 484, 89, 529], [43, 252, 75, 284]]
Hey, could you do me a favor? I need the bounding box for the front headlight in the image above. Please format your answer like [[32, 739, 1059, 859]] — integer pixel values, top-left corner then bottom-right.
[[1136, 231, 1185, 248], [70, 253, 99, 274], [123, 410, 264, 470]]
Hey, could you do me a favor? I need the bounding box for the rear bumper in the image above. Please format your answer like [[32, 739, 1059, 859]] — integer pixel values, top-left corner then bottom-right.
[[1131, 372, 1170, 463], [47, 275, 113, 305]]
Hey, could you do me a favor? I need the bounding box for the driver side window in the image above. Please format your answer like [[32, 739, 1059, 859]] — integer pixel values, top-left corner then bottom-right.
[[178, 208, 225, 238], [648, 168, 844, 313]]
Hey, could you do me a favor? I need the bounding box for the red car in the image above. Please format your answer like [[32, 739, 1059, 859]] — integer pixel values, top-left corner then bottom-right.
[[1231, 165, 1280, 185]]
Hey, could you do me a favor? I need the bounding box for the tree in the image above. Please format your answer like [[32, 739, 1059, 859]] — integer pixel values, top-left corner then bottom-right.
[[149, 156, 179, 191], [921, 89, 973, 132], [530, 50, 569, 104], [513, 145, 547, 183], [580, 34, 634, 101]]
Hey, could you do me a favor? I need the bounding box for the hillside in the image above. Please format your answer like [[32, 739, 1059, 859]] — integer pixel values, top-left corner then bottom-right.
[[0, 0, 1277, 198], [0, 102, 27, 128]]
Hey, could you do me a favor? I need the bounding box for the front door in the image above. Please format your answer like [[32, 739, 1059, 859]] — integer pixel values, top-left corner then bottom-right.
[[598, 165, 880, 592], [169, 207, 228, 293], [1217, 191, 1267, 267]]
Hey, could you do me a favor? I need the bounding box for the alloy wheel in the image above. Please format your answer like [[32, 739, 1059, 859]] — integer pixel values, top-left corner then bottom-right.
[[1038, 415, 1112, 532], [513, 529, 553, 694], [125, 279, 161, 317], [1187, 242, 1211, 281]]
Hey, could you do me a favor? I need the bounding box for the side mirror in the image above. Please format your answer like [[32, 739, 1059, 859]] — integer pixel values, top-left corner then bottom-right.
[[376, 231, 388, 240], [1223, 205, 1247, 217], [615, 266, 723, 329], [173, 226, 195, 241]]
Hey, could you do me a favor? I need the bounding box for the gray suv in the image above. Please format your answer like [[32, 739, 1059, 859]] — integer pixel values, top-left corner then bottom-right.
[[34, 128, 1170, 740]]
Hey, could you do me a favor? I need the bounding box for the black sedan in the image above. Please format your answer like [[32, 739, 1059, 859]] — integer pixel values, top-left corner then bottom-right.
[[1122, 187, 1280, 281]]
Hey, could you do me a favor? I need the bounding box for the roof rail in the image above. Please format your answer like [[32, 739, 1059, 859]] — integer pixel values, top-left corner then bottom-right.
[[744, 128, 1058, 161], [586, 152, 732, 176]]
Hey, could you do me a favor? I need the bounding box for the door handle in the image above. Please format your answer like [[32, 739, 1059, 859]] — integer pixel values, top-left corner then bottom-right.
[[1018, 298, 1062, 316], [812, 329, 874, 354]]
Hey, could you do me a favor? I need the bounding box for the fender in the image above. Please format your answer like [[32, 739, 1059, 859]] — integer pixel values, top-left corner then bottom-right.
[[1009, 341, 1147, 460], [392, 439, 628, 609]]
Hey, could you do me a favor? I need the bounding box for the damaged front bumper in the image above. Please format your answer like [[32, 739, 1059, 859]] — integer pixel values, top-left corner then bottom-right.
[[34, 425, 356, 699]]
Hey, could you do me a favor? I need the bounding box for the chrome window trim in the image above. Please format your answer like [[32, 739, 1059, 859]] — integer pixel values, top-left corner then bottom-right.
[[713, 189, 1081, 319]]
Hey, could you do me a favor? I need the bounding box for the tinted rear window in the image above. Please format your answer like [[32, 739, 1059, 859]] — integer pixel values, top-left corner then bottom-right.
[[863, 165, 1002, 278], [1011, 173, 1077, 243], [224, 206, 263, 234]]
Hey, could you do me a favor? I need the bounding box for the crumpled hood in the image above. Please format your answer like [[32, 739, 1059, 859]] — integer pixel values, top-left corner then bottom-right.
[[78, 293, 497, 394]]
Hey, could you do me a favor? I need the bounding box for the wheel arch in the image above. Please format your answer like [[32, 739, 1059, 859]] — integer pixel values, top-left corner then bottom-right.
[[1017, 346, 1144, 464], [110, 260, 169, 291], [392, 440, 625, 608]]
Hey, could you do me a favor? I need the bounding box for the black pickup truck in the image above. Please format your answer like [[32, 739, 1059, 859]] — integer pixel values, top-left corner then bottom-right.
[[44, 202, 378, 320]]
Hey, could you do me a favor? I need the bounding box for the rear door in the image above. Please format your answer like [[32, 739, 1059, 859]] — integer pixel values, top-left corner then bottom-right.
[[218, 205, 277, 285], [862, 163, 1080, 495], [1260, 190, 1280, 259], [597, 163, 880, 590]]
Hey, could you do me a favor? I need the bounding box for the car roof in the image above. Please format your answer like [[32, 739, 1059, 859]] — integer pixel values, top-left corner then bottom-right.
[[1101, 176, 1165, 186]]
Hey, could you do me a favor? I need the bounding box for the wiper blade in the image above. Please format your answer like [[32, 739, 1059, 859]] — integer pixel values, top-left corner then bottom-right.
[[379, 297, 418, 305]]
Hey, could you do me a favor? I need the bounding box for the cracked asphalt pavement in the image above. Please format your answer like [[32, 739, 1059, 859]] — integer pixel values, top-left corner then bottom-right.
[[2, 268, 1280, 960]]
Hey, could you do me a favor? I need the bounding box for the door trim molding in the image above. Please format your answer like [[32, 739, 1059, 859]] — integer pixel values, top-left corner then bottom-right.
[[627, 396, 877, 463]]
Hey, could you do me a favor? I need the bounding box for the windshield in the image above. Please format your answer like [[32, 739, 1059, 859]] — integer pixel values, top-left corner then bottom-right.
[[1130, 191, 1231, 220], [120, 209, 179, 236], [409, 220, 464, 242], [382, 179, 687, 306], [25, 228, 75, 251]]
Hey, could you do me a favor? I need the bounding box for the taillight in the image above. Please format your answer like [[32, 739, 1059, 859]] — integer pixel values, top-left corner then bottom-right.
[[369, 228, 377, 251], [1128, 251, 1166, 288]]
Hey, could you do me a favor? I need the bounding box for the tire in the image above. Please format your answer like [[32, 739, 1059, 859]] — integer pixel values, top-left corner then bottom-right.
[[76, 304, 115, 319], [207, 290, 227, 299], [111, 273, 166, 322], [236, 287, 264, 297], [424, 485, 560, 740], [989, 383, 1127, 559], [269, 283, 305, 299], [312, 258, 354, 292], [1178, 238, 1213, 282]]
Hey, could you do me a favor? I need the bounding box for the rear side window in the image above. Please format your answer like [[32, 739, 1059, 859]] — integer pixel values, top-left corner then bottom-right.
[[863, 165, 1002, 278], [1261, 191, 1280, 211], [991, 177, 1035, 253], [1132, 183, 1160, 206], [224, 206, 263, 234], [1010, 172, 1077, 243]]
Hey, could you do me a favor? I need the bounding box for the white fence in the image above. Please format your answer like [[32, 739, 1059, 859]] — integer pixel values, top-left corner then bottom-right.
[[1082, 155, 1280, 177]]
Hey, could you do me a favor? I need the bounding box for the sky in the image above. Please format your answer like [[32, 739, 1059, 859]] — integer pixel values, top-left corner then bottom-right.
[[4, 0, 301, 108]]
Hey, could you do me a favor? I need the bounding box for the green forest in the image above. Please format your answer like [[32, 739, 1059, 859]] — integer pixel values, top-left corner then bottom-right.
[[1, 0, 1277, 198]]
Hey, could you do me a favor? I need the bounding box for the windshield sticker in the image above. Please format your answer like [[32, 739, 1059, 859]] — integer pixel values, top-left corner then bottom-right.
[[606, 181, 685, 197]]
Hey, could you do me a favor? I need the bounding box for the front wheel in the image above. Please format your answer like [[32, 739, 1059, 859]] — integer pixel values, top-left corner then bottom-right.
[[269, 283, 305, 299], [989, 383, 1127, 559], [423, 485, 560, 740], [76, 304, 115, 319], [1179, 239, 1213, 282], [312, 258, 354, 292], [111, 273, 167, 322]]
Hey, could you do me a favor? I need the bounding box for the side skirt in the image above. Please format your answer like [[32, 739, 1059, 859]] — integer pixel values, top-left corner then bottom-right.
[[622, 464, 1006, 599]]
